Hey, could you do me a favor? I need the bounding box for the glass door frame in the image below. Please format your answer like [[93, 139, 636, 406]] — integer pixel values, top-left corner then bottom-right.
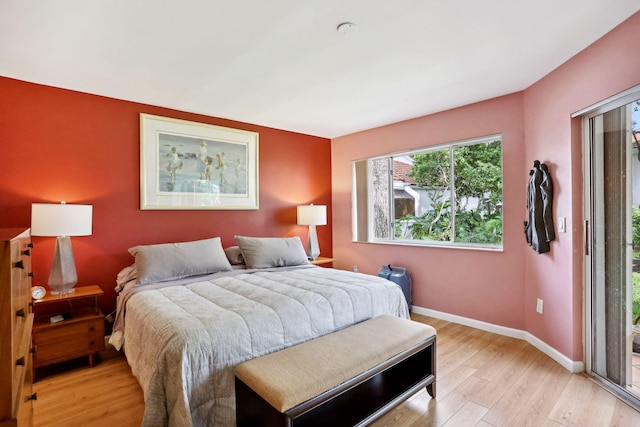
[[578, 84, 640, 401]]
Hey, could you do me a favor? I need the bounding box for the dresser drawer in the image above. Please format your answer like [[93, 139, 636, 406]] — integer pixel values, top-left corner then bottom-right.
[[12, 307, 31, 364], [11, 236, 32, 314], [33, 315, 104, 367], [16, 342, 34, 427], [9, 313, 33, 427]]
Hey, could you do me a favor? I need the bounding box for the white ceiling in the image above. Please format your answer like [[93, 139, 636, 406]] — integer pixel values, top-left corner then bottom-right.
[[1, 1, 639, 138]]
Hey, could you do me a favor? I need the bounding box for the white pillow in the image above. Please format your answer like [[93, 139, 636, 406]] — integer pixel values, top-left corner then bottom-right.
[[128, 237, 232, 285], [234, 236, 310, 269]]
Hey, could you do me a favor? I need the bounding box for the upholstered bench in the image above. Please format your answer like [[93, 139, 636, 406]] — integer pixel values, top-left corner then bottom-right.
[[234, 314, 436, 427]]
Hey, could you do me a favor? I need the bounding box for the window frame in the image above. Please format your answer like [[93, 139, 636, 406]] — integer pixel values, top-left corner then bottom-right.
[[352, 133, 504, 251]]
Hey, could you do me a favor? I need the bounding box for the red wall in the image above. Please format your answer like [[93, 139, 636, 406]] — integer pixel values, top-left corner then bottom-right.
[[0, 77, 332, 314]]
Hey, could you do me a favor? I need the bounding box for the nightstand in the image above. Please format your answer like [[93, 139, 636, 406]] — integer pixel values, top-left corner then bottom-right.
[[32, 285, 105, 375], [311, 257, 336, 266]]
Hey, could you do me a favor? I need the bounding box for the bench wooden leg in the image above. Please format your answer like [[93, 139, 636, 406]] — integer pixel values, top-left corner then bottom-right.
[[426, 381, 436, 398]]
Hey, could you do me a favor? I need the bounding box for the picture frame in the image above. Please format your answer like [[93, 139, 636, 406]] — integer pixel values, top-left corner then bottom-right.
[[140, 113, 259, 210]]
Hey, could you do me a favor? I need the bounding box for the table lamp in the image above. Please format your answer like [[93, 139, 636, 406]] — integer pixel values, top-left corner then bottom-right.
[[297, 204, 326, 260], [31, 202, 93, 295]]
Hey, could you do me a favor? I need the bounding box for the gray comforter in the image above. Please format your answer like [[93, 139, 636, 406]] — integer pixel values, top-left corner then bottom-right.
[[116, 265, 409, 426]]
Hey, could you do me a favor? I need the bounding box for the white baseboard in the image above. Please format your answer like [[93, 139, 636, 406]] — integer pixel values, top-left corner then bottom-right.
[[411, 305, 585, 373]]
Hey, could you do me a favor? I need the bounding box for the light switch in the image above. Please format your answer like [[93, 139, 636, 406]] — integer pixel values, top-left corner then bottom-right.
[[558, 217, 566, 233]]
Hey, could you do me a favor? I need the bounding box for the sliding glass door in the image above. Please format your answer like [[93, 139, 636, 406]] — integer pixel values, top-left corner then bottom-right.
[[585, 90, 640, 401]]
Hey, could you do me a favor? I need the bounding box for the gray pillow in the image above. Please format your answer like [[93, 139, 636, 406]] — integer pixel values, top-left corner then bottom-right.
[[128, 237, 232, 285], [224, 245, 245, 265], [234, 236, 310, 269]]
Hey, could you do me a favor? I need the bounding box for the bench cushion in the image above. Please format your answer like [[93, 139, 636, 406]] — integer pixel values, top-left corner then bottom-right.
[[234, 315, 437, 412]]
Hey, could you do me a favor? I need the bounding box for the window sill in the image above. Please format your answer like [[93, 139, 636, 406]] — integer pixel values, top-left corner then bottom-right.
[[352, 239, 504, 253]]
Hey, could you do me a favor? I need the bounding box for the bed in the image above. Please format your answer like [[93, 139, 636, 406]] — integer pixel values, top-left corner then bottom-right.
[[109, 236, 409, 427]]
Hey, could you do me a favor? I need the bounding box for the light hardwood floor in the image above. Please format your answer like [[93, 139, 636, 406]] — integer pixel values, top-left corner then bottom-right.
[[33, 314, 640, 427]]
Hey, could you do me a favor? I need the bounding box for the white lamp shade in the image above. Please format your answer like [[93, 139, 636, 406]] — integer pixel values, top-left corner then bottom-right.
[[297, 205, 327, 226], [31, 203, 93, 237]]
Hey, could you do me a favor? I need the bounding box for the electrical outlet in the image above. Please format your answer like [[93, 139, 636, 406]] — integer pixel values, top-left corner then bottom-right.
[[536, 298, 544, 314]]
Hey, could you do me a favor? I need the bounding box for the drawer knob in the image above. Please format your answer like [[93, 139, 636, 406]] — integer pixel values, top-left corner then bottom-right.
[[27, 243, 34, 248], [16, 356, 25, 366], [22, 249, 31, 256], [16, 308, 25, 317], [28, 393, 37, 401], [14, 260, 24, 269], [28, 271, 34, 277]]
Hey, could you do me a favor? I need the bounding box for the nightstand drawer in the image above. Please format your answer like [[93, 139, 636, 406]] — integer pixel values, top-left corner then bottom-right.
[[32, 316, 104, 367]]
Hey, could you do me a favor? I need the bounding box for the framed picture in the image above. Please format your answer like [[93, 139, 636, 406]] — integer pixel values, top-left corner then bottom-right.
[[140, 113, 259, 210]]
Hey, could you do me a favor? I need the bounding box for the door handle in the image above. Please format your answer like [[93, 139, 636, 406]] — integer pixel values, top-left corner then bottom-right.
[[585, 220, 589, 256]]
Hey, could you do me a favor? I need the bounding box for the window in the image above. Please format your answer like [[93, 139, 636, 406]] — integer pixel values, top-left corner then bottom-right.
[[352, 135, 503, 249]]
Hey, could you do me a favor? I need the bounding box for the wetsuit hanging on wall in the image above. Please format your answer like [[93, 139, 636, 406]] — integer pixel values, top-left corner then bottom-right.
[[525, 160, 555, 254]]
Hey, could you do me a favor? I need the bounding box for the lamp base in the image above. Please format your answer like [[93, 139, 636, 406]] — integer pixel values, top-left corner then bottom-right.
[[306, 225, 321, 260], [48, 236, 78, 295]]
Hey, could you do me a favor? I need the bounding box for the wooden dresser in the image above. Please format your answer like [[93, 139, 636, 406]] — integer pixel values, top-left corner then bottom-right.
[[0, 228, 35, 427]]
